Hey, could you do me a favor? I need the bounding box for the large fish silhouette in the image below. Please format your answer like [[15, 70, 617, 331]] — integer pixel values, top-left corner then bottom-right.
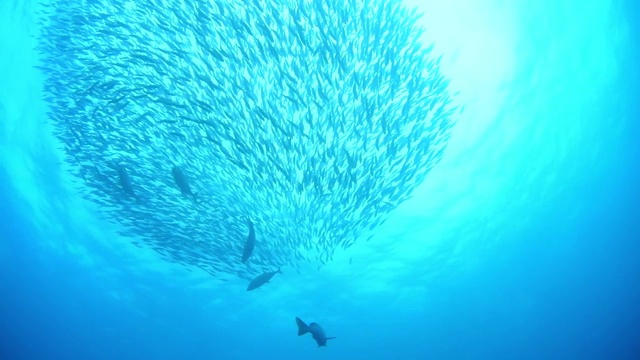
[[246, 268, 281, 291], [295, 317, 336, 347], [241, 219, 255, 263]]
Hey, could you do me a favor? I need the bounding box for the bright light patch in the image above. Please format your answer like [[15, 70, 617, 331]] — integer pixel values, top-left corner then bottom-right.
[[407, 0, 516, 160], [343, 0, 628, 290]]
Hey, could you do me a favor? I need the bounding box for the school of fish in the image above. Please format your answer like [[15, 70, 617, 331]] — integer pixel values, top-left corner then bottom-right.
[[36, 0, 459, 281]]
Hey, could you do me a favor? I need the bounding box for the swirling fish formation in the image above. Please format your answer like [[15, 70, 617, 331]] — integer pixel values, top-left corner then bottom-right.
[[37, 0, 458, 279]]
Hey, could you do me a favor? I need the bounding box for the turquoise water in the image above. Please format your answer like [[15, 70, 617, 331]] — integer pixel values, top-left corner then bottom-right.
[[1, 0, 639, 359]]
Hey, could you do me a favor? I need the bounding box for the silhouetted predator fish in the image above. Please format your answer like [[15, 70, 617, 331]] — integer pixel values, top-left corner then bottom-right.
[[246, 268, 281, 291], [241, 219, 255, 263], [172, 165, 196, 200], [116, 165, 139, 202], [295, 317, 335, 347]]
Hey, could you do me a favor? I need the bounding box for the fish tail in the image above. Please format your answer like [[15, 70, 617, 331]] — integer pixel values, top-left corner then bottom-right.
[[295, 317, 309, 336]]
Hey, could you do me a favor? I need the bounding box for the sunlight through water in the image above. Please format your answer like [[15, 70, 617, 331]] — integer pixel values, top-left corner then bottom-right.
[[0, 0, 634, 336]]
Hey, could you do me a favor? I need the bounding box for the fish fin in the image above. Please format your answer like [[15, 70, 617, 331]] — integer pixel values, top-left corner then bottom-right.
[[295, 317, 309, 336], [322, 337, 336, 347], [277, 266, 282, 274]]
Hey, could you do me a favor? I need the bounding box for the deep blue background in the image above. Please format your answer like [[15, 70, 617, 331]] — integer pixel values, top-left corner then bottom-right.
[[2, 138, 639, 359]]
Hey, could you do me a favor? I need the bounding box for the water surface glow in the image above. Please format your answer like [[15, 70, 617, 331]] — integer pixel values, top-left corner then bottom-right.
[[1, 0, 638, 359]]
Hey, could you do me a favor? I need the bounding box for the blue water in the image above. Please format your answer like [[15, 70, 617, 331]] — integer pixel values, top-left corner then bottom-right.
[[1, 0, 639, 359]]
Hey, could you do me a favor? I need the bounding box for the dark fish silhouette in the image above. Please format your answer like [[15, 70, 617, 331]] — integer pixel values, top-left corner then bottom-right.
[[172, 165, 196, 199], [116, 165, 139, 201], [246, 268, 281, 291], [295, 317, 336, 347], [241, 219, 255, 263]]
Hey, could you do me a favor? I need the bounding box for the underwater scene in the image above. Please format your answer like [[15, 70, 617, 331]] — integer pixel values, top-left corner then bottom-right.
[[1, 0, 638, 359]]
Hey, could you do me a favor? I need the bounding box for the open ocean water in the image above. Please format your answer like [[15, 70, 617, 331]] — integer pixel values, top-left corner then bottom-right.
[[1, 0, 639, 359]]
